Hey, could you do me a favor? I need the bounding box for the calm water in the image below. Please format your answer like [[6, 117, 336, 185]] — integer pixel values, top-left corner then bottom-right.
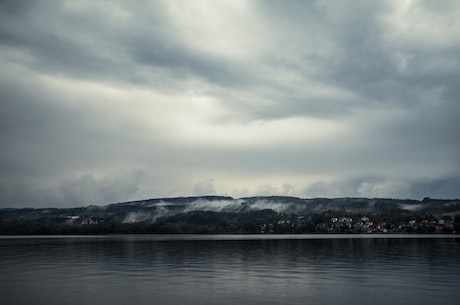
[[0, 234, 459, 305]]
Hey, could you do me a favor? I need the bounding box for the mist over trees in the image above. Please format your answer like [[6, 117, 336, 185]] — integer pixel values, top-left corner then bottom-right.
[[1, 196, 459, 234]]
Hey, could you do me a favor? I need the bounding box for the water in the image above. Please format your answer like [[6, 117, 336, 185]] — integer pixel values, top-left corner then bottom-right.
[[0, 235, 459, 305]]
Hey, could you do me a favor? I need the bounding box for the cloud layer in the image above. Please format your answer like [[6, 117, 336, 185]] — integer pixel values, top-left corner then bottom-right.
[[1, 0, 459, 207]]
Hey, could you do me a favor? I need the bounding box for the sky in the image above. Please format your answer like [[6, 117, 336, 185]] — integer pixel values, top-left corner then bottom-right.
[[1, 0, 459, 208]]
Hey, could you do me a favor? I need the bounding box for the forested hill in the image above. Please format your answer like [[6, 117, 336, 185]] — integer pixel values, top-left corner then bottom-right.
[[1, 196, 459, 234]]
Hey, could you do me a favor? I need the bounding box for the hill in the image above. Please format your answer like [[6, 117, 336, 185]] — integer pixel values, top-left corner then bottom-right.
[[1, 196, 459, 234]]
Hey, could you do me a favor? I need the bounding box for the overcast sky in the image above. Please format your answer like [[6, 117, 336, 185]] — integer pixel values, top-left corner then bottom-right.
[[1, 0, 459, 208]]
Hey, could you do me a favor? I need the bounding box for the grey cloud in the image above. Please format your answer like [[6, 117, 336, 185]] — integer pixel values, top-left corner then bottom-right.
[[128, 40, 253, 88], [405, 177, 460, 200], [0, 5, 114, 78], [193, 179, 216, 196], [0, 170, 143, 208], [0, 2, 158, 85], [303, 175, 460, 200], [0, 72, 141, 178], [57, 170, 144, 206], [1, 1, 459, 207], [1, 1, 458, 118], [0, 1, 256, 92], [302, 176, 402, 199], [252, 1, 460, 119]]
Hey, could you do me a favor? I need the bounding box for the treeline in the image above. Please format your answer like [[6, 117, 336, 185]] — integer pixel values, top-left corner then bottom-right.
[[0, 210, 278, 234], [1, 210, 459, 235]]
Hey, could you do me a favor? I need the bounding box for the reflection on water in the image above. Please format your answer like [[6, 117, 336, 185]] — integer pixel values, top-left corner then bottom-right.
[[1, 235, 459, 305]]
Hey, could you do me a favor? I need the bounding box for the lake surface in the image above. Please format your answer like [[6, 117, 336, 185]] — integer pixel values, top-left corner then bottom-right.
[[1, 234, 459, 305]]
